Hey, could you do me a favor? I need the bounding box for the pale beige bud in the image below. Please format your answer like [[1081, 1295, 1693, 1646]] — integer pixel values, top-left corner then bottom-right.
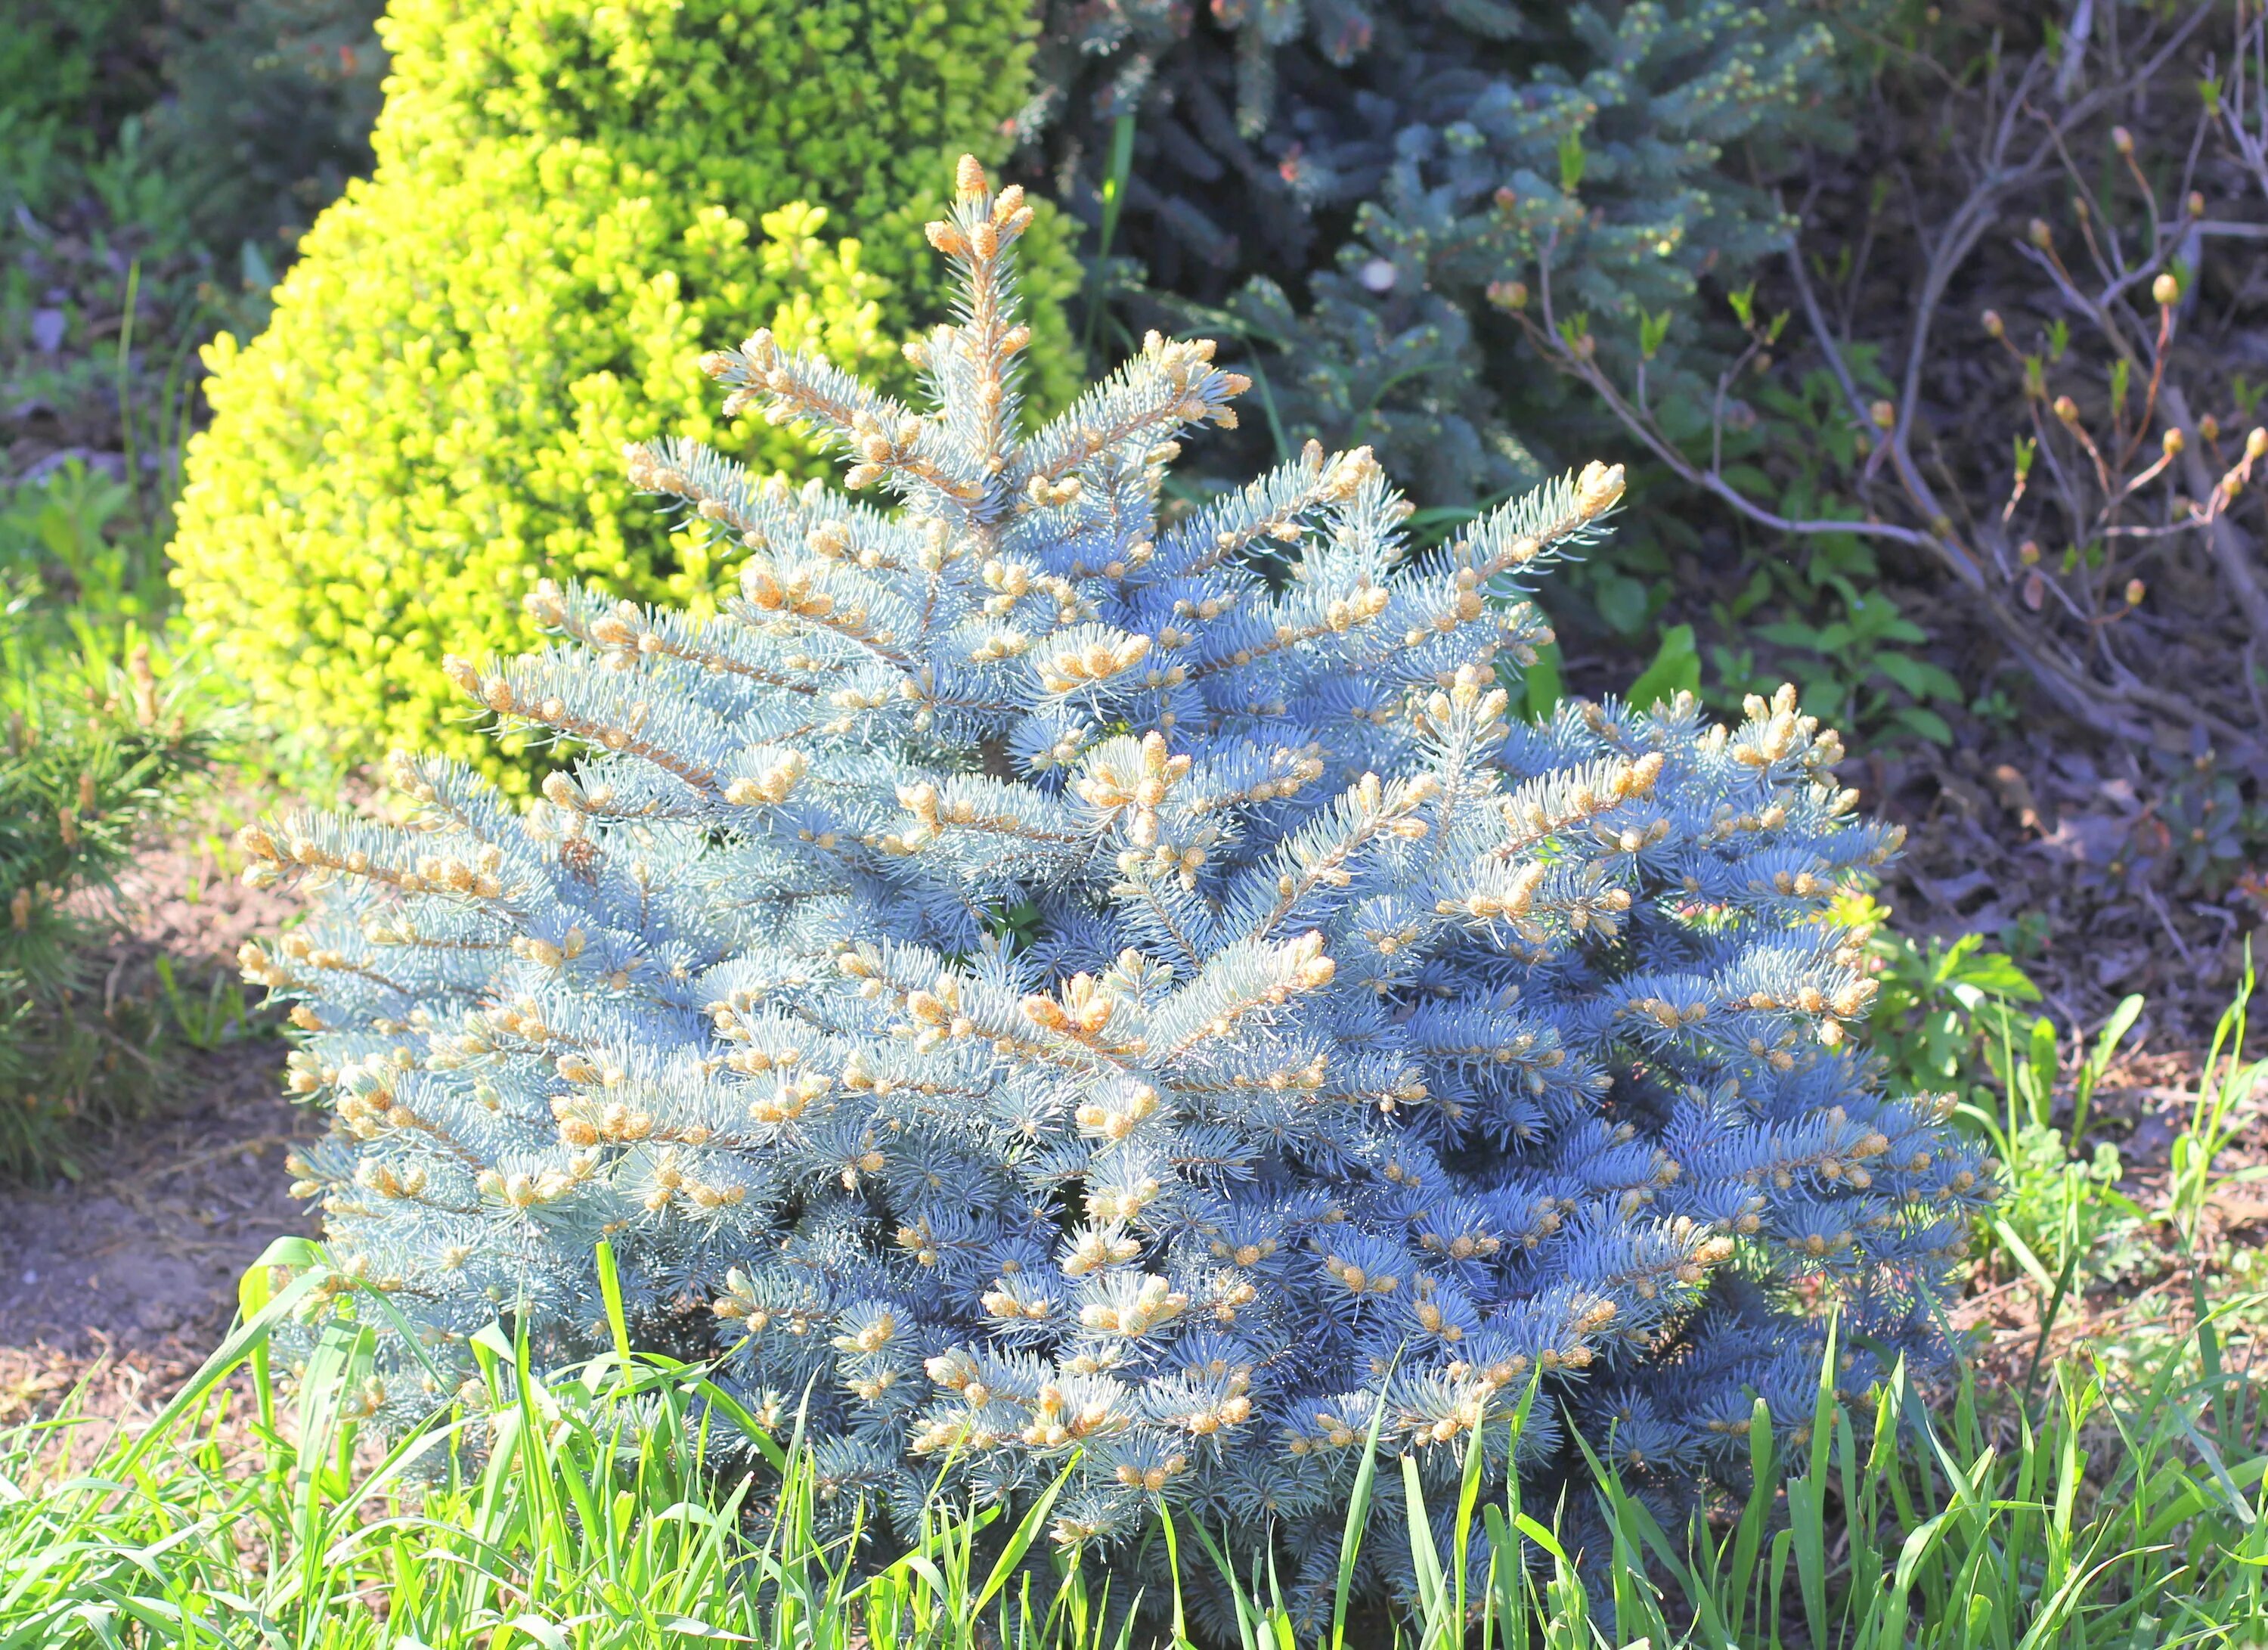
[[1574, 461, 1625, 518]]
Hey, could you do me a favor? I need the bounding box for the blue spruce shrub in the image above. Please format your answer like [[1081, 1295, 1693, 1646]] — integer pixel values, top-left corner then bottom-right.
[[240, 157, 1991, 1615]]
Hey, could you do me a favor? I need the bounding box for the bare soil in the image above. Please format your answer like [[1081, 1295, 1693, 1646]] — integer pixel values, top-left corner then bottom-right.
[[0, 1044, 316, 1422], [0, 818, 319, 1427]]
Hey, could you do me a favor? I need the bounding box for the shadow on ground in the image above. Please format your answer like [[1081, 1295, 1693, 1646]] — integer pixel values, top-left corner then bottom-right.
[[1, 817, 318, 1428]]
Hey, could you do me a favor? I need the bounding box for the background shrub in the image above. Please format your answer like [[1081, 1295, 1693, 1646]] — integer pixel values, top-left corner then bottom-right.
[[1018, 0, 1875, 507], [0, 0, 167, 137], [178, 139, 897, 777], [373, 0, 1062, 327], [152, 0, 389, 254], [0, 466, 222, 1181], [172, 0, 1080, 788]]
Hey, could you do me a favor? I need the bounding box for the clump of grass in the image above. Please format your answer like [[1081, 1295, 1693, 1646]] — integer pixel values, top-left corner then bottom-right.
[[4, 1238, 2263, 1648], [1866, 904, 2268, 1397], [0, 1239, 1136, 1650]]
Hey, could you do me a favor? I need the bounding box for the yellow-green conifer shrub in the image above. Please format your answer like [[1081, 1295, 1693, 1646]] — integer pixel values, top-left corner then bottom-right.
[[180, 140, 889, 773], [174, 0, 1077, 786], [371, 0, 1063, 323]]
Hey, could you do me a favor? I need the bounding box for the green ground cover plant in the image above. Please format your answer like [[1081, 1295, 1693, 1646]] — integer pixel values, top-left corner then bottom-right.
[[1, 0, 339, 484], [0, 0, 383, 1176]]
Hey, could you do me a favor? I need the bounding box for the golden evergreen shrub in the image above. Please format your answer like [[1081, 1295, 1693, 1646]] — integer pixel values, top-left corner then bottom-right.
[[371, 0, 1052, 308], [173, 0, 1077, 785]]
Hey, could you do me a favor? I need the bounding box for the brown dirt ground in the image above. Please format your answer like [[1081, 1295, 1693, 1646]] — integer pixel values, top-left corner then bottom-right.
[[0, 818, 319, 1431]]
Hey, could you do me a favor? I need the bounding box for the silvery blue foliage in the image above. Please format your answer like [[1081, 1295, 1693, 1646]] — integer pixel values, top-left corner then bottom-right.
[[241, 157, 1991, 1617]]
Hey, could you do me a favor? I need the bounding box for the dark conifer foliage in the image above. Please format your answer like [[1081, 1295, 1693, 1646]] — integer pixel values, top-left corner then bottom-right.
[[1019, 2, 1876, 503]]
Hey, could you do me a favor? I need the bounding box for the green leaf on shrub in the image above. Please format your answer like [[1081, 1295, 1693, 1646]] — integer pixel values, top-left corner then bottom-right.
[[1891, 706, 1954, 746], [1627, 623, 1702, 710], [1596, 572, 1652, 635]]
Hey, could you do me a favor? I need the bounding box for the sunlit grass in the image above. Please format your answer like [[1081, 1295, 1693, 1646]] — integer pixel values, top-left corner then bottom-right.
[[4, 1232, 2263, 1648]]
